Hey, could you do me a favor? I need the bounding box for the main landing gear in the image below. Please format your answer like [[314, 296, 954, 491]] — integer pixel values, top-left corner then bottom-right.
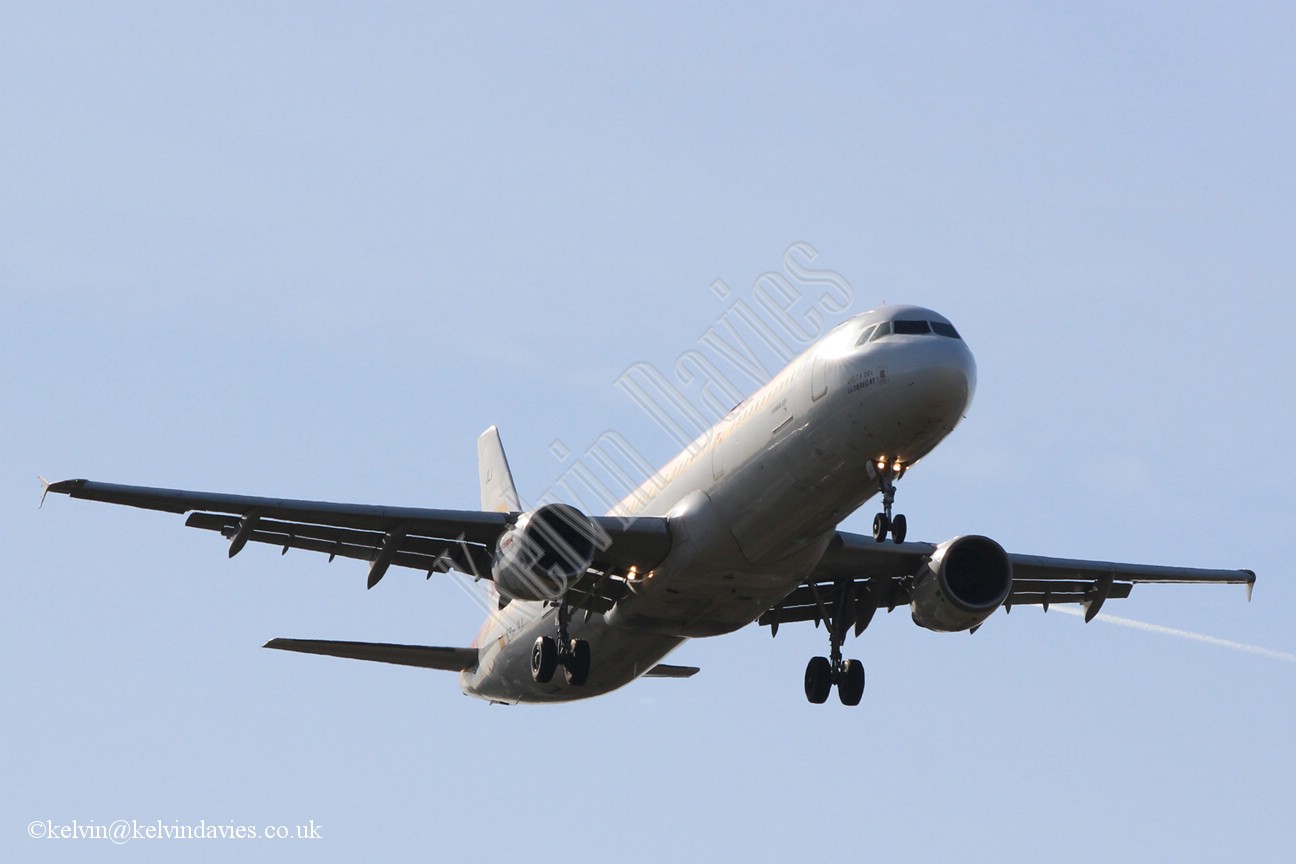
[[531, 602, 591, 687], [802, 580, 873, 706], [871, 461, 907, 544], [804, 655, 865, 706]]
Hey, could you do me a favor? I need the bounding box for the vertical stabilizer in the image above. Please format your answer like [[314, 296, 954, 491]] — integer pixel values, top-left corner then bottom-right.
[[477, 426, 521, 513]]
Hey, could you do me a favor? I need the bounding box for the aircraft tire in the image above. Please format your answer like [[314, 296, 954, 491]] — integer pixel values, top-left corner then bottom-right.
[[532, 636, 558, 683], [838, 659, 865, 706], [563, 639, 591, 686], [804, 656, 832, 704]]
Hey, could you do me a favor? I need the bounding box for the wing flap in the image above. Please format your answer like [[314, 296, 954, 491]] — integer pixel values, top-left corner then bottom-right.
[[1007, 586, 1133, 607], [264, 638, 478, 672], [184, 512, 495, 574]]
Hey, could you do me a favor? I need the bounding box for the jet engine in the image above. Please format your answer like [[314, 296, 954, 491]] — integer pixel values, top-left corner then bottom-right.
[[492, 503, 598, 602], [910, 535, 1012, 632]]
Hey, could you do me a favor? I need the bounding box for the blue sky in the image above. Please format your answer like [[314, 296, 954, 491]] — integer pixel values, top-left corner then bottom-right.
[[5, 3, 1294, 861]]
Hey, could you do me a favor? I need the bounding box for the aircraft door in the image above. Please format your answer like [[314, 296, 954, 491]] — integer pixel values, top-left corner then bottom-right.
[[811, 353, 828, 400]]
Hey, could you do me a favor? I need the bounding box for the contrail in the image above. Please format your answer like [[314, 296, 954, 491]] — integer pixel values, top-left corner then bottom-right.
[[1051, 606, 1296, 664]]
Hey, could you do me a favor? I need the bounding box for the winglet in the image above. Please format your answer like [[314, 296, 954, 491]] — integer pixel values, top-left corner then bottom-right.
[[1245, 570, 1256, 602], [38, 476, 52, 509]]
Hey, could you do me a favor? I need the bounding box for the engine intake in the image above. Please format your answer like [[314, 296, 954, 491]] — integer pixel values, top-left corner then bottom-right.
[[910, 535, 1012, 633], [492, 503, 599, 602]]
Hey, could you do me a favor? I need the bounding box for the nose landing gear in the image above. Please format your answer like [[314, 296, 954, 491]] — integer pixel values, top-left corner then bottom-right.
[[531, 602, 591, 686], [871, 461, 908, 544]]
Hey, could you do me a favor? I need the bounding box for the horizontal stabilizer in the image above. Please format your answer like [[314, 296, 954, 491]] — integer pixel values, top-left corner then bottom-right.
[[643, 663, 700, 678], [264, 638, 478, 672]]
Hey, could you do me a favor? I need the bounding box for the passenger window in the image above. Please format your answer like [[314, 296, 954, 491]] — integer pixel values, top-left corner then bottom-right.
[[892, 320, 931, 335]]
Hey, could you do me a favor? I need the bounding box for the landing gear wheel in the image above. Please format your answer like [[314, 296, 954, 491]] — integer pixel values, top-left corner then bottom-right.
[[872, 512, 890, 543], [531, 636, 558, 684], [804, 656, 832, 704], [563, 639, 591, 687], [890, 514, 907, 544], [837, 659, 866, 706]]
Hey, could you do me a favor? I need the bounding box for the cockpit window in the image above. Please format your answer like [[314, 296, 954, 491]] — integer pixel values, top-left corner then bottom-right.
[[856, 318, 962, 345], [892, 320, 931, 335]]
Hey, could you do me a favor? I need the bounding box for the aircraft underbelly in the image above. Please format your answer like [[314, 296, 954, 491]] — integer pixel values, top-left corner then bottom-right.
[[462, 611, 685, 704], [633, 567, 805, 637], [608, 537, 833, 638]]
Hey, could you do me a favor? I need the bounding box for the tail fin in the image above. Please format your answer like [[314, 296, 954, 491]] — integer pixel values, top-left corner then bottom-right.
[[477, 425, 521, 513]]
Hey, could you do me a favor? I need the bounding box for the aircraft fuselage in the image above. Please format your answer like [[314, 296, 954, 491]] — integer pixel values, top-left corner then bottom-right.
[[461, 306, 976, 703]]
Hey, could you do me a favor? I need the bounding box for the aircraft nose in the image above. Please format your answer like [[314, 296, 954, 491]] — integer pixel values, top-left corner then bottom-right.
[[840, 330, 978, 461], [913, 340, 976, 416], [884, 338, 977, 441]]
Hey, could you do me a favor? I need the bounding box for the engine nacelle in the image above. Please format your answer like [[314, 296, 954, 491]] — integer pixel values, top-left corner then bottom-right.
[[492, 503, 598, 602], [910, 535, 1012, 633]]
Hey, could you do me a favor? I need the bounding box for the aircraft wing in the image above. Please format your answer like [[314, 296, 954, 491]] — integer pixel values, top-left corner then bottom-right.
[[43, 479, 672, 609], [761, 529, 1255, 633]]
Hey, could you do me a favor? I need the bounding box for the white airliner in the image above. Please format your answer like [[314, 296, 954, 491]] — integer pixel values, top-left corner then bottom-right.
[[44, 306, 1255, 705]]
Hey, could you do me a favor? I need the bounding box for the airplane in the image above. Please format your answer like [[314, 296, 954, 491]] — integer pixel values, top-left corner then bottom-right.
[[43, 305, 1255, 706]]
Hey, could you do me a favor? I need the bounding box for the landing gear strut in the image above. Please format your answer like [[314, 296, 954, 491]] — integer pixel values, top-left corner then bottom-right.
[[803, 580, 872, 706], [531, 602, 591, 686], [871, 462, 907, 544]]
